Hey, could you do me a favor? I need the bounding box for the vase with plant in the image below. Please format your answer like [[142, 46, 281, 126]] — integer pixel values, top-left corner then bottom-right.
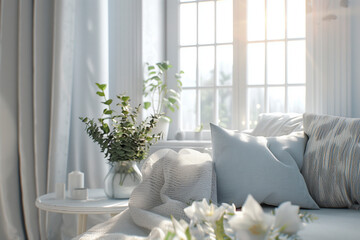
[[143, 61, 183, 140], [80, 83, 162, 199]]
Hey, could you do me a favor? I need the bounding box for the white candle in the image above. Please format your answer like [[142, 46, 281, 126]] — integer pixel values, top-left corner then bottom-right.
[[68, 171, 84, 198], [72, 188, 88, 200]]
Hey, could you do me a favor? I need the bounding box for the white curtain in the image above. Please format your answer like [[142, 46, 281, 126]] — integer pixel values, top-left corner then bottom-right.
[[306, 0, 351, 116], [0, 0, 144, 239]]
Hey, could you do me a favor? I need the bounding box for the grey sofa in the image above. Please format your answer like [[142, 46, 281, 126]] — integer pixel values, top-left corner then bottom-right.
[[77, 113, 360, 239], [251, 113, 360, 239]]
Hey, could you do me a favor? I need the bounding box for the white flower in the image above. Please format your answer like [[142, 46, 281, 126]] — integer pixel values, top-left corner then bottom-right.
[[221, 203, 237, 238], [171, 216, 190, 240], [228, 195, 274, 240], [189, 222, 215, 240], [184, 199, 226, 225], [221, 202, 237, 215], [148, 227, 166, 240], [274, 202, 304, 235]]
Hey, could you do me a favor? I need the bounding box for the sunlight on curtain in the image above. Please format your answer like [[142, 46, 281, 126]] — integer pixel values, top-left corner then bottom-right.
[[306, 0, 351, 116], [0, 0, 122, 239]]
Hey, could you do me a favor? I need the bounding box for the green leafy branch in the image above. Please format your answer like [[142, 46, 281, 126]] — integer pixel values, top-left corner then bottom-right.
[[80, 83, 162, 164], [143, 61, 183, 120]]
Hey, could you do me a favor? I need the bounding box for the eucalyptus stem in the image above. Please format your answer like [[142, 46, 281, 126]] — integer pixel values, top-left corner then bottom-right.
[[157, 86, 163, 115], [80, 83, 162, 165], [151, 88, 157, 115]]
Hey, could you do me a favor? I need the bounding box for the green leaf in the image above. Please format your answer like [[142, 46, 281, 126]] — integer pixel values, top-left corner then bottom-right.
[[185, 227, 192, 240], [96, 83, 107, 91], [102, 99, 113, 105], [164, 232, 176, 240], [121, 96, 130, 102], [151, 76, 161, 81], [299, 212, 318, 223], [168, 105, 175, 112], [168, 97, 177, 104], [177, 79, 183, 87], [101, 123, 110, 134], [148, 65, 155, 71], [80, 117, 88, 122], [96, 91, 105, 97], [103, 109, 113, 115], [168, 89, 179, 96], [143, 102, 151, 110], [215, 214, 231, 240], [157, 62, 168, 72]]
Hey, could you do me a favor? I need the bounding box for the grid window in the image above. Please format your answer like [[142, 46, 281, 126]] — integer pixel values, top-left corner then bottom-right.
[[180, 0, 234, 131], [172, 0, 306, 133], [246, 0, 306, 129]]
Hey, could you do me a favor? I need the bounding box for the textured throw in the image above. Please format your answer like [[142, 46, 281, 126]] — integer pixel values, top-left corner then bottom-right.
[[76, 149, 216, 239], [302, 113, 360, 208]]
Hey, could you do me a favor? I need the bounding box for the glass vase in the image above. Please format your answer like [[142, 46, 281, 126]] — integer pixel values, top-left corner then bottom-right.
[[104, 161, 142, 199]]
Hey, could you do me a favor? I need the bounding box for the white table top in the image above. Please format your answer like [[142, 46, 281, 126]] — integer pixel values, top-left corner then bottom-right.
[[35, 188, 128, 214]]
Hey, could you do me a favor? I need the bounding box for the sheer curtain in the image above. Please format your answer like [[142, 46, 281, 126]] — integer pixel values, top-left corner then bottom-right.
[[306, 0, 351, 116], [0, 0, 144, 239]]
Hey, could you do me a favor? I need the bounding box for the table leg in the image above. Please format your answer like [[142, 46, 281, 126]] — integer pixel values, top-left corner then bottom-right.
[[77, 214, 88, 235]]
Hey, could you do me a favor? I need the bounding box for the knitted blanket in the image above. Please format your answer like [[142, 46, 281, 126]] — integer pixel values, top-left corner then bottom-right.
[[76, 149, 216, 240]]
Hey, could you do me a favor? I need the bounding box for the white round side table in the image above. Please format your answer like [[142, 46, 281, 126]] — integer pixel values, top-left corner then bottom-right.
[[35, 188, 128, 235]]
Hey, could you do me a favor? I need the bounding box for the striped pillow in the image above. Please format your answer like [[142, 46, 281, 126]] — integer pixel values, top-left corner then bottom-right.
[[302, 113, 360, 208]]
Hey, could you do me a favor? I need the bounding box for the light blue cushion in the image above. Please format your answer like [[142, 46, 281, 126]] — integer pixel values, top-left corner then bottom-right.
[[210, 123, 318, 209]]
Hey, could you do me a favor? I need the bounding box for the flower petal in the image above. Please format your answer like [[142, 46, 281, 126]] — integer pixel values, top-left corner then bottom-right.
[[274, 202, 303, 235], [242, 195, 264, 222]]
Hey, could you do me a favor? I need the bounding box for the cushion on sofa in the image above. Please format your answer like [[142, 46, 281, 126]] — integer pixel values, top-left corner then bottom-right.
[[251, 113, 303, 137], [210, 123, 318, 209], [302, 113, 360, 208]]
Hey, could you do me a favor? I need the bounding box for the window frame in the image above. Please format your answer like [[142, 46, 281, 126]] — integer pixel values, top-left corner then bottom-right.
[[166, 0, 306, 139]]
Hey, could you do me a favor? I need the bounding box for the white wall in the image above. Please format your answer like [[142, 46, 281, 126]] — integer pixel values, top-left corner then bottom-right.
[[351, 1, 360, 117]]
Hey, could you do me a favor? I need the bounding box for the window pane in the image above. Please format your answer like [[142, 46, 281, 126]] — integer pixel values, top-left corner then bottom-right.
[[267, 0, 285, 40], [199, 1, 215, 44], [287, 0, 305, 38], [268, 87, 285, 112], [248, 87, 264, 129], [200, 89, 214, 130], [247, 43, 265, 85], [218, 88, 232, 128], [288, 86, 305, 113], [247, 0, 265, 41], [217, 45, 233, 86], [180, 47, 197, 87], [199, 46, 215, 86], [287, 40, 305, 84], [181, 89, 197, 130], [267, 42, 285, 84], [216, 0, 233, 43], [180, 3, 197, 46]]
